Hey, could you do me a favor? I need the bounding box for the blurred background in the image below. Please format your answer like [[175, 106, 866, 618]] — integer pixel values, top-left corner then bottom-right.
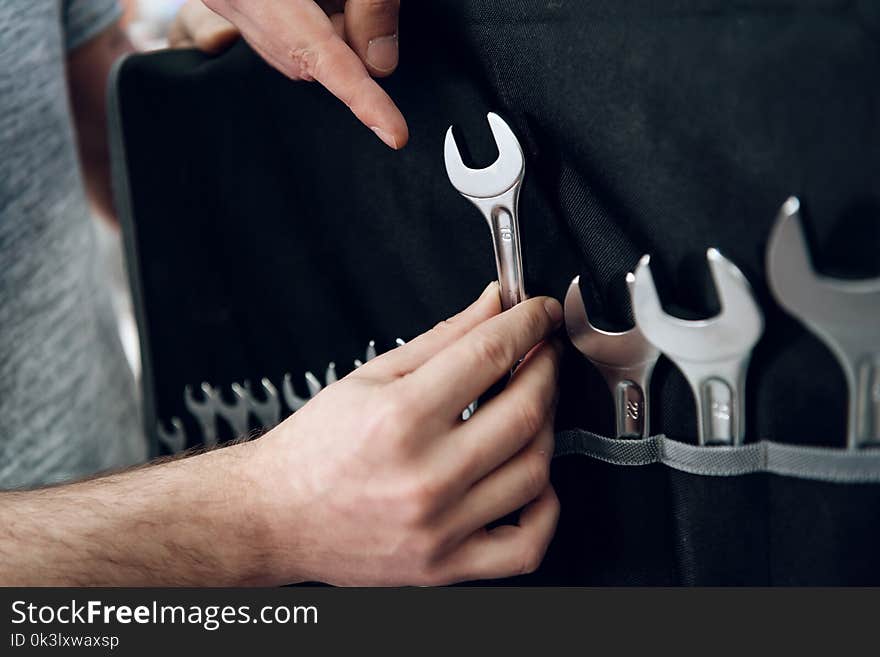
[[121, 0, 186, 50], [98, 0, 189, 379]]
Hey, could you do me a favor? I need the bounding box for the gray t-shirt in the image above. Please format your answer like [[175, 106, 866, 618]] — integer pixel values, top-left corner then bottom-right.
[[0, 0, 147, 489]]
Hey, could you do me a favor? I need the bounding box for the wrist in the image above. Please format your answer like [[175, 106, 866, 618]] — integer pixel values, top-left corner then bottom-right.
[[233, 433, 311, 586], [201, 440, 286, 586]]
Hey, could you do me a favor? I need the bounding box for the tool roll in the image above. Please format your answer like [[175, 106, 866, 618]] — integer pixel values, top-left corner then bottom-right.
[[110, 0, 880, 585]]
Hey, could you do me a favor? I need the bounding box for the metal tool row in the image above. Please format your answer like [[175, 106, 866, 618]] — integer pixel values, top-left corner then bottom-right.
[[156, 342, 383, 452], [445, 114, 880, 450]]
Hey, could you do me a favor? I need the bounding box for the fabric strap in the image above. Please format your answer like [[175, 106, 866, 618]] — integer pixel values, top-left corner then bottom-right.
[[555, 430, 880, 483]]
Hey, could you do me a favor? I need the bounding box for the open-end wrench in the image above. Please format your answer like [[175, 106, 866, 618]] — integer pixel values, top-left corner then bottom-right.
[[214, 382, 251, 437], [767, 197, 880, 449], [283, 363, 337, 411], [245, 378, 282, 428], [184, 382, 218, 446], [157, 417, 187, 454], [445, 113, 527, 310], [565, 275, 660, 438], [631, 249, 764, 446]]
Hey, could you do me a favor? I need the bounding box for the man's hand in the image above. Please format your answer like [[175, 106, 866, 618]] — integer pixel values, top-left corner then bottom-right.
[[0, 285, 562, 586], [252, 284, 563, 585], [169, 0, 408, 150]]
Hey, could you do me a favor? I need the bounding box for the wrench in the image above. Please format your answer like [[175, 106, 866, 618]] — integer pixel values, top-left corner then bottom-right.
[[184, 382, 218, 446], [157, 417, 187, 454], [214, 382, 251, 437], [631, 249, 764, 445], [766, 197, 880, 449], [245, 378, 282, 428], [444, 113, 527, 310], [564, 274, 660, 438], [283, 362, 337, 411]]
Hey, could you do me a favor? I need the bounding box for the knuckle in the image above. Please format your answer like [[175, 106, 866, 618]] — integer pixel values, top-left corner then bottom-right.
[[357, 0, 401, 13], [364, 396, 410, 444], [473, 332, 512, 373], [517, 396, 547, 437], [286, 32, 338, 81], [417, 562, 453, 587], [432, 318, 452, 333], [523, 301, 550, 339], [516, 543, 544, 576], [522, 453, 550, 497], [286, 46, 318, 81], [400, 529, 444, 573], [396, 475, 444, 526]]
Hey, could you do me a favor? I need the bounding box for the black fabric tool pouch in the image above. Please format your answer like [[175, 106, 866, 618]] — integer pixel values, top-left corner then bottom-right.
[[109, 0, 880, 585]]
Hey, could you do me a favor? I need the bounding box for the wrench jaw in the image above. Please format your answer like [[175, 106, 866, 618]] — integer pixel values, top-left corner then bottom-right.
[[708, 248, 763, 337], [564, 275, 660, 438], [214, 382, 251, 437], [767, 197, 817, 317], [157, 417, 187, 454], [631, 250, 763, 446], [443, 113, 525, 199], [184, 382, 219, 447], [282, 373, 309, 412], [444, 113, 527, 311], [245, 378, 282, 428], [767, 198, 880, 449]]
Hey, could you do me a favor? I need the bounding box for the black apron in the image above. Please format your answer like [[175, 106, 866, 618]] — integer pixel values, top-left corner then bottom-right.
[[109, 0, 880, 585]]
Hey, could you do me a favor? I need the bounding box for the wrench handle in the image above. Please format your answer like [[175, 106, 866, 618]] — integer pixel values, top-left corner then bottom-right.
[[677, 358, 751, 446], [614, 379, 647, 439], [854, 357, 880, 448], [490, 206, 526, 311]]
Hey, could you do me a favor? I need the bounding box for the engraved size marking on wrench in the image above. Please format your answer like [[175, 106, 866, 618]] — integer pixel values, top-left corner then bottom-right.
[[626, 401, 641, 421]]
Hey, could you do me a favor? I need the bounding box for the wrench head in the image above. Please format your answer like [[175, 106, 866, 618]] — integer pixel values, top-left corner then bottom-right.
[[444, 113, 525, 199], [157, 417, 186, 453], [631, 249, 764, 363], [245, 377, 278, 405], [214, 382, 248, 412], [767, 196, 880, 335], [564, 275, 659, 370], [184, 382, 215, 412]]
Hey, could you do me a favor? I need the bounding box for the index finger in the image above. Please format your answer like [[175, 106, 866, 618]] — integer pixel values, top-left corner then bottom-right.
[[396, 297, 563, 418], [206, 0, 408, 148], [307, 33, 409, 149]]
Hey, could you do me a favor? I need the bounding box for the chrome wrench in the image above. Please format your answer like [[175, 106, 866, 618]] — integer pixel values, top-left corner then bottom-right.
[[766, 197, 880, 449], [565, 274, 660, 438], [157, 417, 187, 454], [184, 382, 218, 446], [214, 382, 251, 437], [631, 249, 764, 445], [245, 378, 282, 428], [444, 113, 527, 310]]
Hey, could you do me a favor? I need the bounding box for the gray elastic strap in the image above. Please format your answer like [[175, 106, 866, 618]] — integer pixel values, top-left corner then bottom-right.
[[554, 430, 880, 483]]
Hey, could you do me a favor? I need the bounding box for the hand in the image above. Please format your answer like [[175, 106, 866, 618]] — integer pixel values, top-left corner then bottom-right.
[[169, 0, 407, 150], [251, 284, 563, 586]]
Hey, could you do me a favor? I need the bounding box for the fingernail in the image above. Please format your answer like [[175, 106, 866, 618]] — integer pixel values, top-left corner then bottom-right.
[[544, 298, 563, 325], [481, 281, 499, 298], [370, 126, 398, 149], [367, 34, 399, 73]]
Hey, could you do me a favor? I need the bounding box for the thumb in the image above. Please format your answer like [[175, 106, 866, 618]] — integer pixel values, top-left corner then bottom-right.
[[344, 0, 401, 77], [170, 0, 240, 54]]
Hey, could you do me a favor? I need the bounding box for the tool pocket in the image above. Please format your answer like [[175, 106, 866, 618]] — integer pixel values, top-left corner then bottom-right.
[[554, 431, 880, 584]]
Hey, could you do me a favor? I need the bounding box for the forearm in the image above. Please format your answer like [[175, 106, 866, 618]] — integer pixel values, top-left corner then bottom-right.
[[0, 442, 275, 586]]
